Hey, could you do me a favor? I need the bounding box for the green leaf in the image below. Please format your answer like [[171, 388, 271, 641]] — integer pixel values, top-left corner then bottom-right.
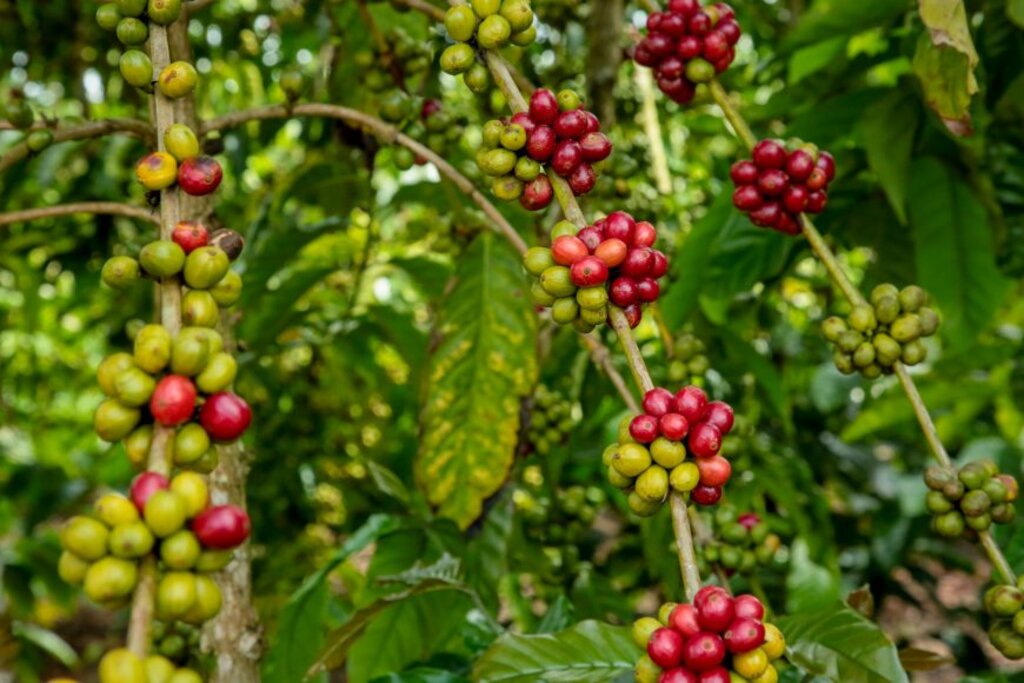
[[659, 192, 731, 329], [858, 90, 920, 224], [785, 539, 841, 613], [1010, 0, 1024, 28], [473, 621, 639, 683], [782, 0, 912, 52], [464, 492, 514, 612], [416, 233, 537, 529], [899, 647, 954, 671], [312, 579, 471, 677], [12, 622, 78, 666], [370, 669, 469, 683], [912, 0, 980, 135], [535, 594, 575, 634], [788, 37, 847, 84], [344, 590, 476, 683], [719, 328, 790, 426], [777, 602, 909, 683], [908, 158, 1010, 347], [262, 514, 399, 683]]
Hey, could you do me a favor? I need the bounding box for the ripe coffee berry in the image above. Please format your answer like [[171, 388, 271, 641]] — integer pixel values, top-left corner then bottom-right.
[[634, 2, 741, 103], [633, 595, 785, 682], [731, 139, 835, 234]]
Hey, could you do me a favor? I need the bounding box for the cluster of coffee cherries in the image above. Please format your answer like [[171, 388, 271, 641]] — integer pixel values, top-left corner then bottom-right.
[[982, 581, 1024, 659], [523, 212, 667, 332], [477, 88, 613, 209], [514, 475, 605, 586], [526, 384, 578, 455], [92, 647, 203, 683], [667, 333, 711, 385], [699, 506, 786, 576], [822, 284, 940, 379], [355, 26, 433, 94], [96, 230, 250, 465], [136, 125, 222, 199], [730, 140, 834, 235], [440, 0, 536, 92], [389, 98, 465, 171], [633, 1, 741, 104], [151, 620, 201, 667], [96, 1, 196, 99], [633, 589, 786, 683], [604, 387, 735, 516], [1, 90, 55, 153], [58, 472, 248, 621], [924, 461, 1017, 538]]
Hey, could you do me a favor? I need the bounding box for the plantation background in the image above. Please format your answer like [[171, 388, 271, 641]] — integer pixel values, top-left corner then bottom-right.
[[1, 0, 1023, 681]]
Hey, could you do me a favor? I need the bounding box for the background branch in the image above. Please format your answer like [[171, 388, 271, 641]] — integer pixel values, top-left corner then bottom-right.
[[0, 118, 155, 176], [0, 202, 157, 227]]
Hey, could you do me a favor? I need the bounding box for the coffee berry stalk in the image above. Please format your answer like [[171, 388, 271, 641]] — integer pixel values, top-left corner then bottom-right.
[[633, 589, 785, 683], [822, 283, 940, 379], [633, 1, 741, 104], [605, 387, 735, 516], [924, 461, 1018, 538], [523, 210, 668, 331]]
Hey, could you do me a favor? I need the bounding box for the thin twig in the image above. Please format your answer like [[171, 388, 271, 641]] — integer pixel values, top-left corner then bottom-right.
[[708, 81, 756, 152], [671, 493, 702, 602], [579, 334, 640, 413], [706, 78, 1020, 587], [126, 19, 182, 660], [479, 38, 705, 597], [0, 202, 157, 226], [0, 118, 155, 175], [203, 103, 529, 254], [393, 0, 446, 21], [635, 67, 672, 195]]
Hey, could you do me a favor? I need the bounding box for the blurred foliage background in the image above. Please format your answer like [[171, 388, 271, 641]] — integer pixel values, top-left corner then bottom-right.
[[1, 0, 1022, 681]]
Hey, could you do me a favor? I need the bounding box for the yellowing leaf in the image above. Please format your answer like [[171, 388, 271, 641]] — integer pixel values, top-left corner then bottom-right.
[[913, 0, 979, 134], [416, 233, 537, 529]]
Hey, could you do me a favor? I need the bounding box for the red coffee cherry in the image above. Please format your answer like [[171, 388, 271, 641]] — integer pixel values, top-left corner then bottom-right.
[[674, 386, 708, 423], [702, 401, 734, 434], [696, 668, 730, 683], [528, 88, 559, 125], [552, 235, 589, 265], [648, 627, 686, 668], [172, 221, 209, 254], [682, 632, 726, 672], [579, 132, 612, 162], [178, 155, 223, 196], [199, 392, 252, 441], [691, 484, 722, 505], [696, 456, 731, 487], [594, 238, 628, 267], [570, 256, 609, 287], [520, 176, 553, 211], [752, 140, 787, 169], [554, 110, 588, 139], [193, 504, 250, 549], [696, 590, 735, 632], [730, 160, 759, 185], [568, 163, 596, 195], [689, 422, 722, 458], [630, 414, 660, 443], [551, 140, 583, 176], [610, 277, 639, 307], [605, 211, 636, 242], [643, 388, 676, 417], [661, 668, 699, 683], [150, 375, 197, 427], [734, 594, 766, 620], [650, 251, 669, 278], [669, 603, 702, 637], [526, 126, 557, 161], [659, 413, 690, 441], [724, 617, 766, 653], [633, 221, 658, 248]]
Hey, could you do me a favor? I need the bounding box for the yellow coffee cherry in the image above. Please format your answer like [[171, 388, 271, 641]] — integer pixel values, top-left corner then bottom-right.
[[136, 151, 178, 190], [734, 647, 770, 679]]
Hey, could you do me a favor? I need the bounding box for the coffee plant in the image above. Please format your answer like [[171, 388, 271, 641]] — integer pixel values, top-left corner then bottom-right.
[[1, 1, 1022, 682]]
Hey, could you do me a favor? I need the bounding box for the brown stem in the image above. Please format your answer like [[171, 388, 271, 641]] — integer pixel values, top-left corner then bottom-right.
[[392, 0, 446, 21], [635, 67, 673, 195], [125, 20, 181, 661], [0, 202, 157, 226], [0, 118, 155, 176], [203, 103, 529, 254], [479, 39, 705, 597], [671, 493, 702, 601], [709, 82, 1020, 586]]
